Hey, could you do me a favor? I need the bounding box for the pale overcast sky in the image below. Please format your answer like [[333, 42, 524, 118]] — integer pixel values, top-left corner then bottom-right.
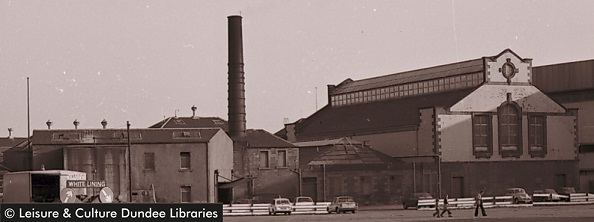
[[1, 0, 594, 137]]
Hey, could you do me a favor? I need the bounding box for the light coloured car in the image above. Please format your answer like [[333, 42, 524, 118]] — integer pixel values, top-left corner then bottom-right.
[[327, 196, 358, 214], [506, 188, 533, 204], [294, 196, 314, 205], [533, 189, 564, 202], [268, 198, 292, 215]]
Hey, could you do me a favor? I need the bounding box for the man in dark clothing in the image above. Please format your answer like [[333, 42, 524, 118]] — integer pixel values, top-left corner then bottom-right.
[[432, 197, 441, 217], [474, 190, 487, 217], [440, 194, 452, 217]]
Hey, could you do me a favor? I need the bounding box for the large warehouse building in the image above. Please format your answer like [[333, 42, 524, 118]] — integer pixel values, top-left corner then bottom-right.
[[532, 59, 594, 193], [279, 49, 579, 198]]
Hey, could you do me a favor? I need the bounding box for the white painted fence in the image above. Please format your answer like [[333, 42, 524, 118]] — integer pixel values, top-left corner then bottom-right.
[[417, 195, 514, 210], [223, 202, 331, 216]]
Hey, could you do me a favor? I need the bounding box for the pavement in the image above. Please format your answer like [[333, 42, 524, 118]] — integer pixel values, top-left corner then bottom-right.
[[357, 204, 403, 211]]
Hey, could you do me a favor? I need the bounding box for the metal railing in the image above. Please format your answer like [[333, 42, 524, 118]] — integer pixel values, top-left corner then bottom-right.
[[223, 202, 331, 216]]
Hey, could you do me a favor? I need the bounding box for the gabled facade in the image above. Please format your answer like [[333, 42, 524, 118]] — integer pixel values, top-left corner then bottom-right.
[[239, 129, 299, 203], [294, 138, 402, 204], [280, 49, 579, 198]]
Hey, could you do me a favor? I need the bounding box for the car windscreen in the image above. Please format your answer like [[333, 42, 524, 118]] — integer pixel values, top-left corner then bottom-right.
[[338, 197, 353, 202], [276, 200, 290, 205]]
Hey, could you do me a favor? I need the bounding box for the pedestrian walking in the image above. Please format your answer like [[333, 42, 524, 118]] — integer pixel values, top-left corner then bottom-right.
[[440, 194, 452, 217], [474, 190, 487, 217], [432, 197, 441, 217]]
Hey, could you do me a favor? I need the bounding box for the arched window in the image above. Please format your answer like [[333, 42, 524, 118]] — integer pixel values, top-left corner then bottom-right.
[[498, 104, 522, 157]]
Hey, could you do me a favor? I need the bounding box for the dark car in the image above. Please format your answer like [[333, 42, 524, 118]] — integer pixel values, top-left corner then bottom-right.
[[557, 187, 576, 201], [402, 192, 434, 209]]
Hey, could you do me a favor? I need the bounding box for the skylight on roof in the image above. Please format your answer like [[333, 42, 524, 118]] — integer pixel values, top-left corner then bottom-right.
[[174, 119, 186, 125]]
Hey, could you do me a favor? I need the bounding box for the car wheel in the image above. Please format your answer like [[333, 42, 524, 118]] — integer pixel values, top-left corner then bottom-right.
[[269, 211, 272, 215], [288, 212, 291, 215], [352, 210, 356, 214], [336, 208, 341, 214], [403, 203, 408, 210], [513, 198, 519, 204]]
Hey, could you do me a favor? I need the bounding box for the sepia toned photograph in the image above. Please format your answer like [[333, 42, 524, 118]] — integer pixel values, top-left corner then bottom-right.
[[1, 1, 593, 221]]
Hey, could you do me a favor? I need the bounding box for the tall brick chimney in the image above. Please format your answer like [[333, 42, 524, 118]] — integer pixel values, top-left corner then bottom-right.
[[227, 15, 247, 142]]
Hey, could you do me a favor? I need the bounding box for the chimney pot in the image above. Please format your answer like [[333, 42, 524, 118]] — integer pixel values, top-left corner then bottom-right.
[[7, 128, 12, 138], [73, 119, 79, 129], [101, 119, 108, 129], [46, 119, 53, 129], [191, 105, 197, 118]]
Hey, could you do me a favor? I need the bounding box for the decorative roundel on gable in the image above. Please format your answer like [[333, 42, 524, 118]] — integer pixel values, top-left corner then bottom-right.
[[499, 58, 518, 83]]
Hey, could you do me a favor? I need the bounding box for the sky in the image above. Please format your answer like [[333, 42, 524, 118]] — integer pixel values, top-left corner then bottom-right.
[[1, 0, 594, 137]]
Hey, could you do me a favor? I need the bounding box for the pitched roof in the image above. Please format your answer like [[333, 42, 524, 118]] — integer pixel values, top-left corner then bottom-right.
[[331, 58, 484, 95], [246, 129, 296, 148], [294, 88, 477, 140], [307, 141, 389, 165], [29, 128, 223, 145], [293, 137, 362, 147], [149, 116, 229, 131], [0, 137, 27, 149]]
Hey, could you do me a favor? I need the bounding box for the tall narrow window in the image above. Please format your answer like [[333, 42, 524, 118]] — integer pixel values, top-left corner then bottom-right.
[[144, 152, 155, 170], [180, 186, 191, 203], [499, 104, 522, 157], [473, 114, 492, 158], [260, 151, 270, 168], [277, 150, 287, 168], [529, 115, 547, 157], [180, 152, 191, 169]]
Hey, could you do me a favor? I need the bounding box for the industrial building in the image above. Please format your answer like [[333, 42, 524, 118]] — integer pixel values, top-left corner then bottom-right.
[[294, 138, 401, 204], [4, 127, 233, 203], [279, 49, 580, 198], [532, 59, 594, 193]]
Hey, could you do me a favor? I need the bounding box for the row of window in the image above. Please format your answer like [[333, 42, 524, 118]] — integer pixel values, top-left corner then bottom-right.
[[331, 73, 484, 106], [472, 104, 546, 158], [144, 152, 191, 170], [259, 150, 288, 169]]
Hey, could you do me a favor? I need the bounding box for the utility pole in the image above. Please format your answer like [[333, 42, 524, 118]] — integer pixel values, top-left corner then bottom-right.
[[127, 121, 132, 202], [27, 77, 32, 170]]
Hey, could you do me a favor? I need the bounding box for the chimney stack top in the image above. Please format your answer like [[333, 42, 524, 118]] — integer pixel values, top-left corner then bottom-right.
[[191, 105, 197, 118], [46, 119, 53, 129], [101, 119, 108, 129], [73, 119, 79, 129], [7, 128, 12, 138]]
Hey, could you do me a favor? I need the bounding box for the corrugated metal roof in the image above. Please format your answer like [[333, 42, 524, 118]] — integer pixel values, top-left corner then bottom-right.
[[295, 88, 477, 140], [246, 129, 296, 148], [332, 58, 484, 94], [532, 59, 594, 93]]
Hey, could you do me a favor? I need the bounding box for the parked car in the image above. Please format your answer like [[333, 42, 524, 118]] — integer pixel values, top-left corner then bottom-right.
[[532, 189, 564, 202], [402, 192, 434, 209], [327, 196, 358, 214], [268, 198, 292, 215], [506, 188, 533, 204], [557, 187, 576, 201], [294, 196, 314, 205]]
